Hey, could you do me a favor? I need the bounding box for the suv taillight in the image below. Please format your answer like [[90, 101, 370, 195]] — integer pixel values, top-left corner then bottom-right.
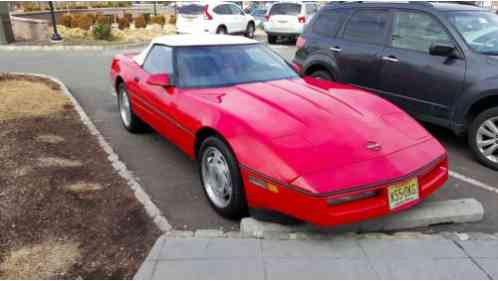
[[203, 5, 213, 20], [265, 15, 271, 21], [296, 36, 305, 49], [298, 16, 305, 24]]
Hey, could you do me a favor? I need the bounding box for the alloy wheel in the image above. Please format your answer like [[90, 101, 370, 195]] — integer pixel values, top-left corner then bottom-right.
[[201, 147, 233, 208], [119, 87, 132, 128], [476, 116, 498, 164]]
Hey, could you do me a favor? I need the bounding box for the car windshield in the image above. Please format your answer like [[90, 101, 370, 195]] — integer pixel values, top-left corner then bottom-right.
[[270, 3, 301, 15], [175, 44, 299, 88], [446, 11, 498, 55], [178, 4, 203, 15]]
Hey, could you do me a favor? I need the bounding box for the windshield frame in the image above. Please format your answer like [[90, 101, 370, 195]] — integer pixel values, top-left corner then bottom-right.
[[172, 44, 300, 89], [446, 10, 498, 55]]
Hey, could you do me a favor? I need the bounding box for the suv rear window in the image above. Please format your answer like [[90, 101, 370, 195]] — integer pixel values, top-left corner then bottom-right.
[[343, 9, 388, 45], [178, 4, 203, 15], [270, 3, 301, 16]]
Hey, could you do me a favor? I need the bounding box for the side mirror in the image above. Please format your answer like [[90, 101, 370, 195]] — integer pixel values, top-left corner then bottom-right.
[[146, 74, 172, 87], [429, 43, 456, 57]]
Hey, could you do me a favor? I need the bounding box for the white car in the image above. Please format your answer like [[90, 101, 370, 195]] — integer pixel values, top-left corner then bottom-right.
[[263, 2, 318, 44], [176, 2, 256, 38]]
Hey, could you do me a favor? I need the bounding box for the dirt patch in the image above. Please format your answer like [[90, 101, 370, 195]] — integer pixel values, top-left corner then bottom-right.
[[0, 74, 159, 279], [0, 239, 80, 279], [36, 135, 66, 144], [37, 157, 83, 168]]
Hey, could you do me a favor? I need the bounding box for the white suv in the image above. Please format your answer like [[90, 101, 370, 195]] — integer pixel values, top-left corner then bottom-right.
[[264, 2, 318, 44], [176, 2, 256, 38]]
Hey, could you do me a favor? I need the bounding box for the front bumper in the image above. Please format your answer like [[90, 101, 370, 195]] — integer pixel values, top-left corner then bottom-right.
[[241, 156, 448, 227]]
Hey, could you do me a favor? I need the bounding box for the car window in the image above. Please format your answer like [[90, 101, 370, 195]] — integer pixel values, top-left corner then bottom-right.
[[270, 3, 302, 16], [343, 9, 388, 45], [175, 44, 298, 88], [143, 45, 173, 75], [446, 11, 498, 55], [391, 11, 452, 53], [228, 4, 244, 15], [305, 4, 317, 15], [178, 4, 203, 15], [213, 4, 229, 15], [311, 8, 350, 38]]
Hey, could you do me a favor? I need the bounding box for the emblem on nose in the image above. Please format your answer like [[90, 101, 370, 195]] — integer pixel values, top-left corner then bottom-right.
[[366, 141, 382, 151]]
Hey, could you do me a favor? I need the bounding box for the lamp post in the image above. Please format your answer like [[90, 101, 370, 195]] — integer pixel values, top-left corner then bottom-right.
[[48, 1, 63, 43]]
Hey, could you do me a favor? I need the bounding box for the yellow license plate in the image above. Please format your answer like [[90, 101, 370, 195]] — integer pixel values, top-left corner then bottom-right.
[[388, 178, 419, 209]]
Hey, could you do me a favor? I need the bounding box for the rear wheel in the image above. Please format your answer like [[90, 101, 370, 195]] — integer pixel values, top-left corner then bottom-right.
[[216, 26, 227, 35], [468, 107, 498, 170], [245, 22, 255, 38], [310, 70, 333, 81], [118, 83, 145, 133], [267, 34, 276, 44], [198, 136, 247, 219]]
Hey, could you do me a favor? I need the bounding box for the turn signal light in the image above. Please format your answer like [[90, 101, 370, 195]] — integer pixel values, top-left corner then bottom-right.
[[298, 16, 305, 24], [248, 175, 279, 193], [203, 5, 213, 20]]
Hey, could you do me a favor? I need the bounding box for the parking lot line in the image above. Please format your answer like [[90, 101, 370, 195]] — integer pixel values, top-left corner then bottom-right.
[[449, 170, 498, 194]]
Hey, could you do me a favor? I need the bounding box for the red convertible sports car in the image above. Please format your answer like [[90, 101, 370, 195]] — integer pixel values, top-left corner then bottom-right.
[[110, 35, 448, 226]]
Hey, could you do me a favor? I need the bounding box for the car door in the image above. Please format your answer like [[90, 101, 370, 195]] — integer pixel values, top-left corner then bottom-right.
[[136, 45, 181, 141], [228, 4, 246, 32], [332, 9, 390, 88], [376, 10, 466, 124]]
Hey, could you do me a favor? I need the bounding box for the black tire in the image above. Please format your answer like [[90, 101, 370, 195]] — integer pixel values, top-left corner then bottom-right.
[[310, 70, 333, 81], [468, 107, 498, 170], [117, 83, 146, 133], [198, 136, 248, 219], [245, 22, 255, 38], [267, 34, 276, 44], [216, 26, 227, 35]]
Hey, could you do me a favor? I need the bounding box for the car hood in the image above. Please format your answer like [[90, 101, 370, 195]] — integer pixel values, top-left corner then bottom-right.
[[194, 78, 434, 190]]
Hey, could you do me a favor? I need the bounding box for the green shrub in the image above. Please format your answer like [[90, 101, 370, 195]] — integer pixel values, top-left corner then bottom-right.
[[150, 15, 165, 26], [117, 17, 130, 30], [76, 14, 93, 31], [93, 23, 112, 40], [59, 14, 73, 28], [134, 15, 147, 28], [70, 14, 82, 28]]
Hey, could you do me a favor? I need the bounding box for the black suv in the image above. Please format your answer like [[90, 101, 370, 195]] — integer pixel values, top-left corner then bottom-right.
[[294, 2, 498, 170]]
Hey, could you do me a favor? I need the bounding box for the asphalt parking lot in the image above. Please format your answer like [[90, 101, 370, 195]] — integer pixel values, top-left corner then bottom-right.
[[1, 34, 497, 233]]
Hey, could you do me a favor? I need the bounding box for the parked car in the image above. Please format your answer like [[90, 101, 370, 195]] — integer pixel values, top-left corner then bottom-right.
[[176, 2, 256, 38], [264, 1, 319, 44], [110, 35, 448, 226], [251, 8, 267, 28], [294, 2, 498, 170]]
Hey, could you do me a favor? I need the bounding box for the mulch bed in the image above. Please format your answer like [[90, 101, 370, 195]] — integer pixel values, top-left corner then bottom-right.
[[0, 75, 159, 279]]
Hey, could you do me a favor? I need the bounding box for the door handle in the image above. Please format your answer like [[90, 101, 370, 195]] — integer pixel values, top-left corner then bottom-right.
[[329, 46, 342, 53], [382, 56, 399, 63], [134, 77, 140, 82]]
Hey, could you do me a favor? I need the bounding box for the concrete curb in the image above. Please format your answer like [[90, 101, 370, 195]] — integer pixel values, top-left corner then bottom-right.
[[5, 72, 172, 232], [0, 42, 148, 51], [241, 198, 484, 238]]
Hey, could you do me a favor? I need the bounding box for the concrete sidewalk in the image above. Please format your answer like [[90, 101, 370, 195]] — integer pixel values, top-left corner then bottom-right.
[[135, 234, 498, 279]]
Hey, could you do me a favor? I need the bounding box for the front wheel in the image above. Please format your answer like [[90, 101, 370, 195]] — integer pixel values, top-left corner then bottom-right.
[[198, 136, 247, 219], [468, 107, 498, 170], [310, 70, 333, 81]]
